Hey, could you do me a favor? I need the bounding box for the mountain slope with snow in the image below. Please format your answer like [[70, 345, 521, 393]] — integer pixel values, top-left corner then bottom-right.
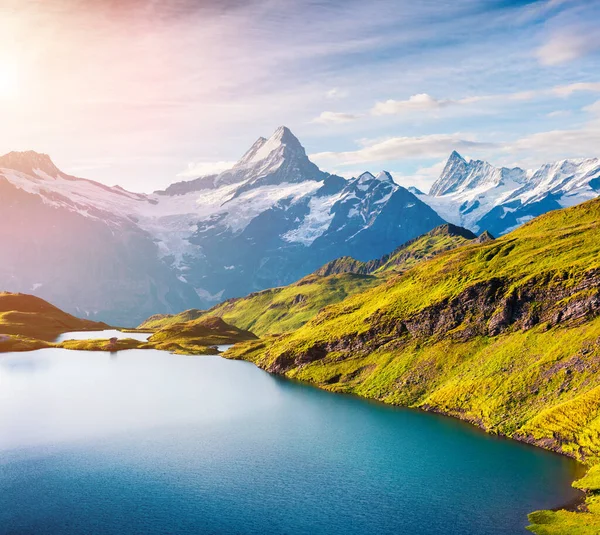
[[0, 127, 444, 323], [418, 153, 600, 236], [4, 127, 597, 324]]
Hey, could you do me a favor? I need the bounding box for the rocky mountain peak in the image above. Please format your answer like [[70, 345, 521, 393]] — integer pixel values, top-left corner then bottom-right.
[[375, 171, 395, 183], [429, 151, 469, 196], [357, 172, 376, 182], [0, 151, 61, 178], [235, 126, 303, 169], [218, 126, 327, 192], [429, 151, 527, 198]]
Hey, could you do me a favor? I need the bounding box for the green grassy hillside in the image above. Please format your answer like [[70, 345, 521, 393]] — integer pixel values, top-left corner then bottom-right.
[[313, 223, 478, 276], [140, 224, 478, 337], [147, 316, 257, 354], [0, 292, 108, 342], [224, 198, 600, 534], [140, 272, 380, 336], [139, 308, 205, 330]]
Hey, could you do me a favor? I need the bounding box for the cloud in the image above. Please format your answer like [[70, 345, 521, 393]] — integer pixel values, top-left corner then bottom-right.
[[552, 82, 600, 97], [506, 125, 600, 160], [536, 27, 600, 65], [370, 83, 600, 118], [583, 100, 600, 115], [392, 160, 447, 190], [372, 93, 455, 115], [177, 160, 236, 177], [326, 88, 348, 99], [312, 111, 361, 125], [371, 91, 541, 116], [546, 110, 570, 118], [311, 133, 497, 165]]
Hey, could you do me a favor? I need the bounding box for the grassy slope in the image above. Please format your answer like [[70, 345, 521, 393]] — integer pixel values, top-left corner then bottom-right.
[[200, 273, 380, 336], [0, 293, 249, 355], [0, 292, 108, 342], [139, 224, 477, 337], [225, 198, 600, 534], [138, 309, 205, 330], [373, 223, 477, 274], [139, 273, 379, 336], [148, 315, 257, 352]]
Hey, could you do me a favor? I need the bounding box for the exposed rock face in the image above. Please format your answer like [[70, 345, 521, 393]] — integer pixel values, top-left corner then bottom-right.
[[267, 268, 600, 374], [474, 230, 495, 243]]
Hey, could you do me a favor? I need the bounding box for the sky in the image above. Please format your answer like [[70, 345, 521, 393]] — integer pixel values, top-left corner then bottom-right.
[[1, 0, 600, 192]]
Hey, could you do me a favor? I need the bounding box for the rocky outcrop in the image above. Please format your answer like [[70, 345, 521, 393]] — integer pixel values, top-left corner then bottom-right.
[[267, 268, 600, 374]]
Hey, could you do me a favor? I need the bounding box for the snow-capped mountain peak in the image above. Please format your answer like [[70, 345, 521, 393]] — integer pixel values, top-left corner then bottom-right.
[[236, 136, 268, 166], [375, 171, 395, 183], [429, 151, 469, 196], [357, 172, 376, 182], [429, 151, 527, 198], [418, 152, 600, 236], [0, 150, 61, 178], [356, 171, 394, 186], [174, 126, 328, 194]]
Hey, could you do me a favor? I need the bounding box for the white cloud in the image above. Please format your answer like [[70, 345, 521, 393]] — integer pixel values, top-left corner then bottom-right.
[[552, 82, 600, 97], [392, 160, 447, 190], [312, 111, 361, 125], [371, 91, 534, 116], [178, 160, 235, 177], [372, 93, 454, 115], [584, 100, 600, 115], [369, 83, 600, 119], [546, 110, 570, 118], [311, 133, 496, 165], [506, 126, 600, 159], [536, 28, 600, 66], [326, 88, 348, 99]]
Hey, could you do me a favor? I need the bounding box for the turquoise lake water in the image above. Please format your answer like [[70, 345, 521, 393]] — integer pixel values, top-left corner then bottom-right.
[[54, 329, 152, 342], [0, 347, 582, 535]]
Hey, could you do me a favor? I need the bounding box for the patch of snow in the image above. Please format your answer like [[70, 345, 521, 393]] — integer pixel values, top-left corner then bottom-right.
[[194, 287, 225, 302], [282, 190, 345, 245]]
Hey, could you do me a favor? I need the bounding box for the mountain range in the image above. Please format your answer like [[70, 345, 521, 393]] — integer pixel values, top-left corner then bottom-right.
[[422, 150, 600, 236], [1, 126, 599, 324]]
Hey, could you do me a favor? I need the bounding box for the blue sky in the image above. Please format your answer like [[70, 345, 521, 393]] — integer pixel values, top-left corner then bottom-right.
[[1, 0, 600, 191]]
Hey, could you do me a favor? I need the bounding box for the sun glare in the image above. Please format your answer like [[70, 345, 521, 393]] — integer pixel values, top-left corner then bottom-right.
[[0, 59, 18, 99]]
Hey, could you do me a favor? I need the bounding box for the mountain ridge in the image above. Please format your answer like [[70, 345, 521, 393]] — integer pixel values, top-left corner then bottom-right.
[[421, 151, 600, 236], [2, 128, 599, 324], [0, 127, 444, 324]]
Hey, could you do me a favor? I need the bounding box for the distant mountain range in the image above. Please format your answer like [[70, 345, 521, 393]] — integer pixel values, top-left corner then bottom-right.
[[421, 150, 600, 236], [1, 126, 598, 324]]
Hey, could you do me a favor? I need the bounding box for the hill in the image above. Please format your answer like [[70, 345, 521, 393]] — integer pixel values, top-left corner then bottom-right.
[[141, 224, 480, 337], [224, 197, 600, 534], [0, 292, 108, 342], [148, 316, 258, 354]]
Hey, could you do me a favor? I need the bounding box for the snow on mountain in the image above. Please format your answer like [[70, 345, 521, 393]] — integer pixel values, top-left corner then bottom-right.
[[429, 151, 527, 199], [160, 126, 327, 195], [0, 128, 444, 321], [0, 157, 200, 326], [417, 153, 600, 236], [8, 129, 598, 323]]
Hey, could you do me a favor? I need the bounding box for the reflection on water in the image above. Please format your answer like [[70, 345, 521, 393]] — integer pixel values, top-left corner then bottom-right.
[[0, 348, 583, 535], [54, 329, 151, 343]]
